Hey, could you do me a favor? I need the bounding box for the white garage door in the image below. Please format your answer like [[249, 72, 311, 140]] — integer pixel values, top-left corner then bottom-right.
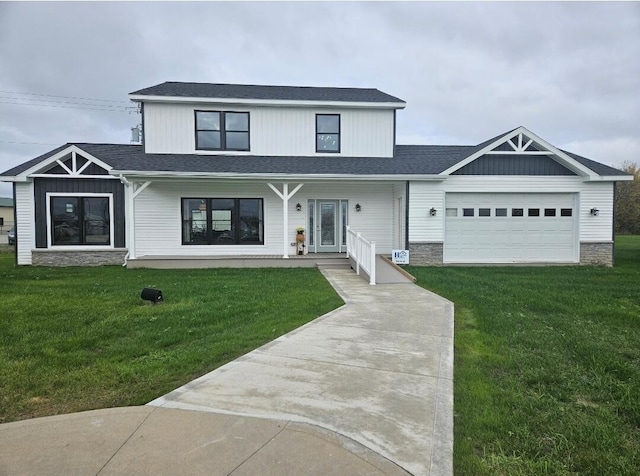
[[444, 193, 578, 263]]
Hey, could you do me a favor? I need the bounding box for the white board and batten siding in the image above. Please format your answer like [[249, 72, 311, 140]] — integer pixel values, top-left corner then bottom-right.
[[14, 182, 35, 265], [143, 102, 395, 157], [133, 180, 398, 258]]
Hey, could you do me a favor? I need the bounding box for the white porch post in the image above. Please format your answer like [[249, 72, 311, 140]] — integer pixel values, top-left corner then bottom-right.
[[282, 183, 289, 258], [122, 179, 152, 261], [267, 182, 304, 259]]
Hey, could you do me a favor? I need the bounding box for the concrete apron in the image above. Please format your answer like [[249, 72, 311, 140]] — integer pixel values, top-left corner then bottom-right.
[[149, 268, 454, 476]]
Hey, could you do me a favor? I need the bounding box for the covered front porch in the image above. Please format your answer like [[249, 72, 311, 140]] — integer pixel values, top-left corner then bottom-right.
[[124, 178, 407, 264]]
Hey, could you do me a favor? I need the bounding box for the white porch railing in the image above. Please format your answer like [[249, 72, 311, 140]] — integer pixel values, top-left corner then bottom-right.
[[346, 226, 376, 285]]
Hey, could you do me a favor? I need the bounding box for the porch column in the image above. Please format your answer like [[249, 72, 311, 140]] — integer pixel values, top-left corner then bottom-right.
[[121, 178, 151, 261], [267, 182, 304, 259]]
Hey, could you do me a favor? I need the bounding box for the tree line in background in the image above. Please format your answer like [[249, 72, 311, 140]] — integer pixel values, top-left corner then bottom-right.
[[615, 162, 640, 235]]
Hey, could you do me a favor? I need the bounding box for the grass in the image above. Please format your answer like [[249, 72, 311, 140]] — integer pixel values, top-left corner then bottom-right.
[[0, 253, 343, 423], [408, 235, 640, 475]]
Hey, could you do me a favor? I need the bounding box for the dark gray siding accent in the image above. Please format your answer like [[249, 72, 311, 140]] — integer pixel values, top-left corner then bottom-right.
[[82, 163, 109, 175], [453, 154, 577, 175], [34, 177, 125, 248]]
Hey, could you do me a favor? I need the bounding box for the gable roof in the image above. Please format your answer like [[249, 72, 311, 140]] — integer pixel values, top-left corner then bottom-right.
[[129, 81, 406, 106]]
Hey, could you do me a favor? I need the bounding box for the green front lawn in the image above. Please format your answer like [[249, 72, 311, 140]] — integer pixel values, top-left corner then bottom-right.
[[0, 257, 343, 423], [408, 235, 640, 475]]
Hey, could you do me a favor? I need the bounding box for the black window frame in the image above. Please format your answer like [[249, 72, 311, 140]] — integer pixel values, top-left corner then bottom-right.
[[316, 114, 340, 153], [195, 110, 250, 151], [181, 198, 264, 246], [50, 195, 111, 246]]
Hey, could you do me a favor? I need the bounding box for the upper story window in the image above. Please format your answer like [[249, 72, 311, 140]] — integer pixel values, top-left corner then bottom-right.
[[316, 114, 340, 153], [195, 111, 250, 151]]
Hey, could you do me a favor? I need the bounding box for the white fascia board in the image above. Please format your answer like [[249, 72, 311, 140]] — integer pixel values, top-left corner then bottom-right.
[[440, 126, 599, 179], [17, 145, 113, 178], [583, 174, 634, 182], [128, 94, 406, 110], [0, 176, 27, 182], [109, 170, 444, 182]]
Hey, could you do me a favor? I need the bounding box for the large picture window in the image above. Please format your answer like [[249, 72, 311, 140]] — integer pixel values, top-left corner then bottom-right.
[[50, 196, 111, 246], [195, 111, 249, 151], [316, 114, 340, 153], [182, 198, 263, 245]]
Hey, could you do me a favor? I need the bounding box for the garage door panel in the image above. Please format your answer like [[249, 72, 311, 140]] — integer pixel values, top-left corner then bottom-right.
[[444, 193, 577, 263]]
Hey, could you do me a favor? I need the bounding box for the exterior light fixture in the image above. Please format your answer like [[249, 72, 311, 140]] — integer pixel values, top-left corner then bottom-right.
[[430, 207, 437, 216], [590, 208, 599, 216], [355, 203, 362, 212], [296, 203, 302, 211], [141, 287, 163, 304]]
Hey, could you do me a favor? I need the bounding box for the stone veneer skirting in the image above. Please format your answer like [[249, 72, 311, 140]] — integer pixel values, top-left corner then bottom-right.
[[408, 242, 444, 265], [580, 242, 613, 267], [32, 249, 128, 267]]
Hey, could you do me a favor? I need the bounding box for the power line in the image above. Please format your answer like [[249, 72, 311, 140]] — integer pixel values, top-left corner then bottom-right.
[[0, 95, 134, 109], [0, 140, 62, 146], [0, 90, 131, 104], [0, 100, 138, 113]]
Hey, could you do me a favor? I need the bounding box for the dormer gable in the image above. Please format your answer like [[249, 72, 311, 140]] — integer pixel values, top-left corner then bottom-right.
[[441, 127, 602, 179]]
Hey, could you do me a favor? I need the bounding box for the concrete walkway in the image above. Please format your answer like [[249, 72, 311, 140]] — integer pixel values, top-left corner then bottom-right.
[[0, 267, 454, 476]]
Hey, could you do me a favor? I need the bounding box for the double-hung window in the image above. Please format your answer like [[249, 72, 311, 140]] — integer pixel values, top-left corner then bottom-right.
[[195, 111, 250, 151], [182, 198, 264, 245], [50, 195, 111, 246], [316, 114, 340, 153]]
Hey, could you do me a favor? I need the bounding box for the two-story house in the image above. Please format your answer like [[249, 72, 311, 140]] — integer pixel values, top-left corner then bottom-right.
[[1, 81, 632, 268]]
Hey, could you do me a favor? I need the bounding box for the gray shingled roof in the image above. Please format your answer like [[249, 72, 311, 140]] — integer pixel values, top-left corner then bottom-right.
[[1, 136, 629, 179], [129, 81, 406, 104]]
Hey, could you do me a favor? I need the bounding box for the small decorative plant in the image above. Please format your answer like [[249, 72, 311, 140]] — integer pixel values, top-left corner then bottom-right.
[[296, 227, 305, 234]]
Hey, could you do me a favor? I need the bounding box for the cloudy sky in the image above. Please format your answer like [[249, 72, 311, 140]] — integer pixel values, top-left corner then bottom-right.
[[0, 1, 638, 197]]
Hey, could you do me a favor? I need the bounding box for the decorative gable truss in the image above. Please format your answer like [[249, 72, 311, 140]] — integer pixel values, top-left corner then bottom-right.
[[24, 146, 116, 180], [442, 127, 600, 179]]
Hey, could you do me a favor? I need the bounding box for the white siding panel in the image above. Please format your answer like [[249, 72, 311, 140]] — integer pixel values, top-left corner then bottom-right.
[[144, 103, 194, 154], [297, 182, 398, 254], [142, 103, 395, 157], [132, 181, 398, 257], [15, 182, 34, 265], [580, 182, 614, 242], [408, 182, 445, 242], [134, 181, 283, 257]]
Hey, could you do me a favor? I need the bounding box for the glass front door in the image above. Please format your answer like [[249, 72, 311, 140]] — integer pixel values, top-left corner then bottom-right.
[[319, 201, 339, 252], [309, 199, 345, 253]]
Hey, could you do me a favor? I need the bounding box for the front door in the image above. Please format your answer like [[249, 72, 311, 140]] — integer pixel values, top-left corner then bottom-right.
[[318, 200, 340, 252]]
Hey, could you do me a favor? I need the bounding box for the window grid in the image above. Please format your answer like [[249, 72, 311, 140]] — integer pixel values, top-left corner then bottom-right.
[[195, 111, 250, 151], [316, 114, 340, 153]]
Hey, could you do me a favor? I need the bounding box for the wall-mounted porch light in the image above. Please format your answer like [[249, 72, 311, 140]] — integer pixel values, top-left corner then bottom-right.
[[355, 203, 362, 212], [296, 203, 302, 212], [430, 207, 437, 216], [590, 207, 599, 216]]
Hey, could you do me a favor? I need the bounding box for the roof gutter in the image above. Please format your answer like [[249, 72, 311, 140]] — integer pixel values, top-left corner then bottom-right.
[[128, 95, 406, 110], [108, 170, 446, 182]]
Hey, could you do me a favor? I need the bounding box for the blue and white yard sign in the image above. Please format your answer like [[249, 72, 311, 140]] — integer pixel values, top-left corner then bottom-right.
[[392, 249, 410, 265]]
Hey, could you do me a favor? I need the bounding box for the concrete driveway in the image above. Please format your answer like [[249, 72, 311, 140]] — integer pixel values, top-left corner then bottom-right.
[[150, 267, 454, 475]]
